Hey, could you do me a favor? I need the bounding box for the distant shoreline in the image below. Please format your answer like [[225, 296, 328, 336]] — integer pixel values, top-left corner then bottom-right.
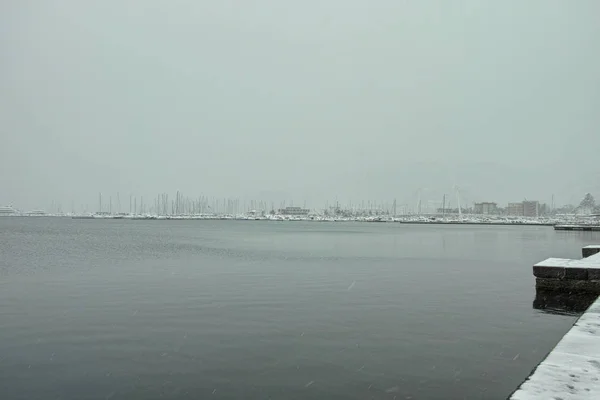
[[0, 214, 578, 227]]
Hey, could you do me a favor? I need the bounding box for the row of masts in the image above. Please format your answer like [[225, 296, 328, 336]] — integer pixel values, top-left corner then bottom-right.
[[85, 191, 467, 216], [30, 191, 566, 216], [95, 192, 308, 216]]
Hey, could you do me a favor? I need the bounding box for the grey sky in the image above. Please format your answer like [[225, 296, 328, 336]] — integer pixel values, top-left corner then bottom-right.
[[2, 1, 599, 211]]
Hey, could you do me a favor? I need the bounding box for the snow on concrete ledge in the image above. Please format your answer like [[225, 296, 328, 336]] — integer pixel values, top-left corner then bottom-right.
[[534, 253, 600, 281], [583, 252, 600, 264], [535, 258, 586, 268], [534, 253, 600, 269], [510, 297, 600, 400]]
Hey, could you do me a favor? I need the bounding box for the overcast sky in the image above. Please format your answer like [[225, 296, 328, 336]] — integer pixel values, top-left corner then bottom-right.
[[2, 1, 599, 212]]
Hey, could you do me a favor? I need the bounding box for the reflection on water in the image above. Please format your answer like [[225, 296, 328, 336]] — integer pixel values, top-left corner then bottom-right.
[[533, 289, 598, 315]]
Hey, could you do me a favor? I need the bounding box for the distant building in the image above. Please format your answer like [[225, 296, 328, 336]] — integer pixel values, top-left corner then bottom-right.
[[507, 202, 524, 216], [523, 201, 540, 217], [436, 208, 459, 214], [474, 202, 497, 215], [507, 201, 540, 217], [278, 206, 310, 216]]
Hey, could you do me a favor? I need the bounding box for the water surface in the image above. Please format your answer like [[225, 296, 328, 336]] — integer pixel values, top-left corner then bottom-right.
[[1, 218, 598, 399]]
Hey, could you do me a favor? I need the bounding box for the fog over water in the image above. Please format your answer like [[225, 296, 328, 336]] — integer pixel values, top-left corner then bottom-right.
[[2, 1, 600, 210]]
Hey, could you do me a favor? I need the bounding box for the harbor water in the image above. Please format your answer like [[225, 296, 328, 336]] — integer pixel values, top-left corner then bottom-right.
[[1, 218, 598, 399]]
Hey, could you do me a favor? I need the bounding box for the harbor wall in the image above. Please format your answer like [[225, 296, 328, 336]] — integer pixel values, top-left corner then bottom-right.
[[509, 245, 600, 399]]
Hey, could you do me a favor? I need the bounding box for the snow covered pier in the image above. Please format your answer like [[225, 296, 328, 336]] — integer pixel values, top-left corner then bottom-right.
[[509, 246, 600, 399], [582, 245, 600, 258], [509, 296, 600, 399], [555, 225, 600, 231], [533, 248, 600, 294]]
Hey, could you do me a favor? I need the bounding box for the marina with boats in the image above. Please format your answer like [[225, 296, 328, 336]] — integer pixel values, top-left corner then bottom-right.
[[3, 191, 599, 228], [3, 205, 599, 229]]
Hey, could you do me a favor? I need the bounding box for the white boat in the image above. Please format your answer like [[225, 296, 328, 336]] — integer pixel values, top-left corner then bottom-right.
[[0, 205, 18, 216], [26, 210, 46, 216]]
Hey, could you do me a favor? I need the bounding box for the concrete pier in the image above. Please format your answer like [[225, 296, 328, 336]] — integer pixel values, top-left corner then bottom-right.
[[555, 225, 600, 231], [510, 246, 600, 399], [510, 297, 600, 399], [582, 245, 600, 258], [533, 252, 600, 294], [533, 290, 598, 315]]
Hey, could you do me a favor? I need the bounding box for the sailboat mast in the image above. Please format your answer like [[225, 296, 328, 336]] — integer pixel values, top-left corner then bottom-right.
[[442, 194, 446, 217], [455, 188, 462, 218]]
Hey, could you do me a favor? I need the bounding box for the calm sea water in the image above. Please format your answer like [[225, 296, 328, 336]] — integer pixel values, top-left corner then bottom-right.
[[1, 218, 599, 400]]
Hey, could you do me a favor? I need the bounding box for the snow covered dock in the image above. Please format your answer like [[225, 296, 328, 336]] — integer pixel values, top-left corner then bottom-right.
[[582, 245, 600, 258], [555, 225, 600, 231], [510, 247, 600, 399], [533, 250, 600, 294], [509, 296, 600, 399]]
